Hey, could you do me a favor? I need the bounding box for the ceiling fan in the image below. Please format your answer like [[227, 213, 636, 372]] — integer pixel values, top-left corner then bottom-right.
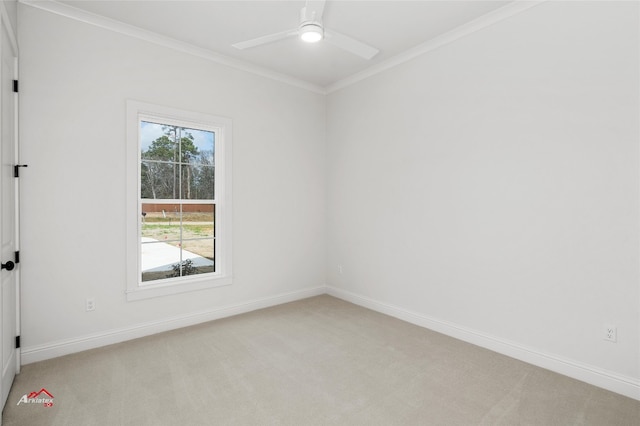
[[232, 0, 379, 60]]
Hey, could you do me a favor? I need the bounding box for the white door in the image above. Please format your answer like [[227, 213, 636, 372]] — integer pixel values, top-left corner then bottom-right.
[[0, 15, 18, 412]]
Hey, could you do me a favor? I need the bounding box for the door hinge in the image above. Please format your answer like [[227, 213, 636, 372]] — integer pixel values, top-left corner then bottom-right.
[[15, 336, 20, 349], [15, 251, 19, 264], [14, 164, 28, 178], [13, 80, 18, 93]]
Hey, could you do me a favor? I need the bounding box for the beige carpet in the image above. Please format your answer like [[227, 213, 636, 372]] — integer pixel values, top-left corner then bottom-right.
[[2, 295, 639, 425]]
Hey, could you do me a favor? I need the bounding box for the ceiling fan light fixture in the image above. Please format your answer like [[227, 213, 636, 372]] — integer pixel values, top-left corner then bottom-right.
[[233, 0, 379, 60], [299, 23, 323, 43]]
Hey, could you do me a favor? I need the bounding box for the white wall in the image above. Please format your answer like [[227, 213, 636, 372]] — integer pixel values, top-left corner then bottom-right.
[[327, 0, 639, 395], [18, 4, 326, 359], [16, 0, 640, 400]]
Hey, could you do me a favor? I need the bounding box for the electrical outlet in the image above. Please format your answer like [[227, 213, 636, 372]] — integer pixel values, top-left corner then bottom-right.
[[86, 298, 95, 312], [338, 264, 343, 275], [604, 325, 617, 342]]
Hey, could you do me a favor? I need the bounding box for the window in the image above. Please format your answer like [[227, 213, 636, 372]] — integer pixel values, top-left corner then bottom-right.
[[126, 101, 232, 300]]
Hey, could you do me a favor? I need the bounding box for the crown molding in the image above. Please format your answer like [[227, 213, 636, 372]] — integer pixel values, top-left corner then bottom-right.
[[20, 0, 549, 96], [19, 0, 327, 95], [326, 0, 548, 94]]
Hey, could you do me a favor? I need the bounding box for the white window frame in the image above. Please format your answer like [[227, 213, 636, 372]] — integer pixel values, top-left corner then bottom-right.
[[126, 100, 232, 301]]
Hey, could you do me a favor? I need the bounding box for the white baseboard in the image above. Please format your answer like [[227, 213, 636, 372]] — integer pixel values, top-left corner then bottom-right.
[[21, 286, 326, 365], [21, 284, 640, 401], [326, 286, 640, 401]]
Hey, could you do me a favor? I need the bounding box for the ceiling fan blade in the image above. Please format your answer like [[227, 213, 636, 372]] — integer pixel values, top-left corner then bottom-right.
[[232, 29, 297, 50], [305, 0, 326, 22], [324, 30, 379, 60]]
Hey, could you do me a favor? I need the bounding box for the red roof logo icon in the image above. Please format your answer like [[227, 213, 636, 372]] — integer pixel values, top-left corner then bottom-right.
[[27, 389, 53, 399]]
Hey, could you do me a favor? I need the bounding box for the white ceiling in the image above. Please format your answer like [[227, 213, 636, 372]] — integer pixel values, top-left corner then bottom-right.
[[54, 0, 513, 88]]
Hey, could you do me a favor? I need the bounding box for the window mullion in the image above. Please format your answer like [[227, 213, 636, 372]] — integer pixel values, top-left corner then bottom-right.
[[177, 126, 183, 276]]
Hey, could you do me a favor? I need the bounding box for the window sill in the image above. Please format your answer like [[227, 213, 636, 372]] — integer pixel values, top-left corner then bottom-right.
[[126, 274, 232, 301]]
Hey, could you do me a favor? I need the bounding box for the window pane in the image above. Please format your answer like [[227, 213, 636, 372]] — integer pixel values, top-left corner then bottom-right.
[[181, 239, 214, 276], [182, 205, 214, 238], [141, 203, 215, 281], [188, 165, 214, 200], [180, 163, 195, 200], [141, 161, 178, 199], [141, 121, 178, 162], [141, 240, 181, 282], [141, 203, 182, 232], [180, 127, 214, 167]]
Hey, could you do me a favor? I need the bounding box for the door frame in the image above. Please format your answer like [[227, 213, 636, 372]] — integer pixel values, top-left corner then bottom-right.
[[0, 0, 19, 415]]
